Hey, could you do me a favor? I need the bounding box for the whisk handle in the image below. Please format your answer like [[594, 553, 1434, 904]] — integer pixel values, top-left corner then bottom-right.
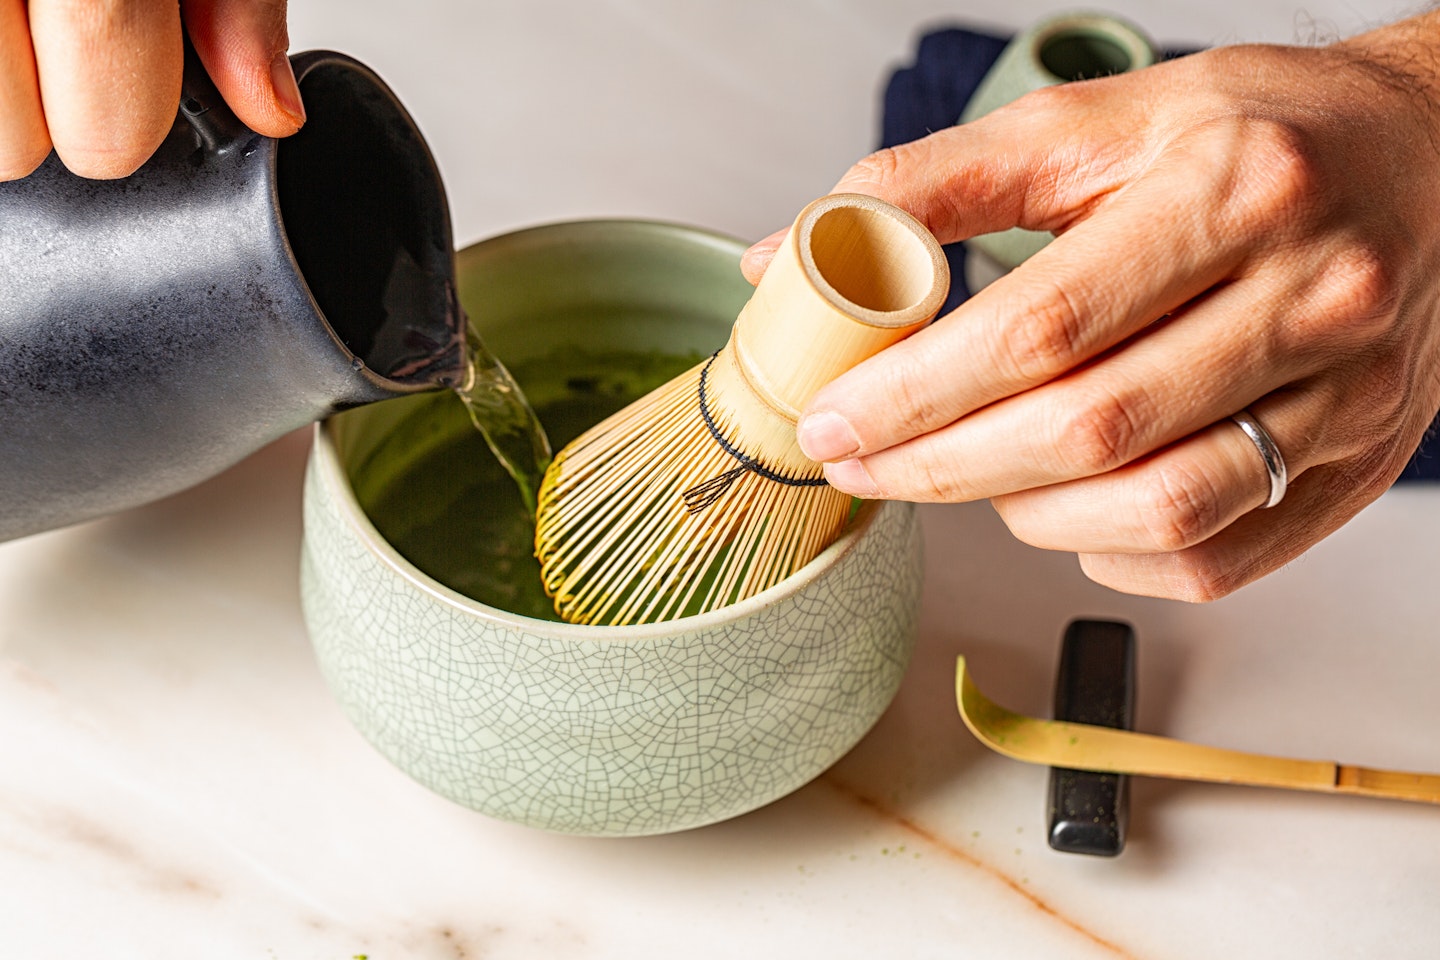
[[730, 193, 949, 420]]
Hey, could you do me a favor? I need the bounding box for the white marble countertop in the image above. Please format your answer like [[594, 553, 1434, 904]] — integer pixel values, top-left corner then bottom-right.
[[4, 2, 1438, 957]]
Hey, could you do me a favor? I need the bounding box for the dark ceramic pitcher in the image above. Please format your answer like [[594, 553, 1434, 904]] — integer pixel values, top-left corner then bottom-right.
[[0, 45, 465, 542]]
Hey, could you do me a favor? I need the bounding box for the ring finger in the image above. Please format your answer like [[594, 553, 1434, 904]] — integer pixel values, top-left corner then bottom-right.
[[990, 387, 1321, 554]]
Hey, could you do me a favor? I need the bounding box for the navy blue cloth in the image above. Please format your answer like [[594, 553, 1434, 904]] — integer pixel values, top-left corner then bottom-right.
[[879, 26, 1440, 482], [881, 28, 1008, 314]]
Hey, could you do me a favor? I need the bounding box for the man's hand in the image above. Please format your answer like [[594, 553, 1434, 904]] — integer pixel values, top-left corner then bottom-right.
[[744, 14, 1440, 601]]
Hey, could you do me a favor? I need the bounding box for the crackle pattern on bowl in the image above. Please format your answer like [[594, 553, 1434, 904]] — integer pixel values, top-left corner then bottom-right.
[[300, 449, 922, 837]]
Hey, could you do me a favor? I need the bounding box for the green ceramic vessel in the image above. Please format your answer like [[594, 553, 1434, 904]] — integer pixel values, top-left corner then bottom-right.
[[299, 220, 923, 836], [961, 11, 1157, 270]]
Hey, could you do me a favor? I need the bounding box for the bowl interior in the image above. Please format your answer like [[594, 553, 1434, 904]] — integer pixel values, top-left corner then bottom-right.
[[302, 220, 921, 835], [325, 220, 767, 621]]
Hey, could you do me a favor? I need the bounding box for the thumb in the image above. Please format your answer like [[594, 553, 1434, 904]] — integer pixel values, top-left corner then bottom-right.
[[183, 0, 303, 138]]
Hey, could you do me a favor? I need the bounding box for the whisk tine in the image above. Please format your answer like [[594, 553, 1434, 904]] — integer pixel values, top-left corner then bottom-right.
[[534, 194, 948, 625]]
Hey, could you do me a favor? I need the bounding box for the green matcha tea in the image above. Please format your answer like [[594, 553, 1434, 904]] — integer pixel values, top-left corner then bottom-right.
[[352, 348, 703, 621]]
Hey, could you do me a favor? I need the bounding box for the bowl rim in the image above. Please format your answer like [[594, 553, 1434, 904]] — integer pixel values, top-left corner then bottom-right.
[[308, 217, 896, 641], [311, 421, 887, 640], [454, 215, 755, 264]]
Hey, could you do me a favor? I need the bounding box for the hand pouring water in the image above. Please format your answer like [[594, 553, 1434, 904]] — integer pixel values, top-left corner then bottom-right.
[[0, 42, 466, 542]]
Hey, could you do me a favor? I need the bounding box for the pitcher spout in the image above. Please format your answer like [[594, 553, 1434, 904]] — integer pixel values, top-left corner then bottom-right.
[[280, 49, 468, 402]]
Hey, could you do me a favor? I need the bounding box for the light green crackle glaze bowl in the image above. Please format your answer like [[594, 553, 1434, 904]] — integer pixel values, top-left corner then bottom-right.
[[300, 220, 923, 836]]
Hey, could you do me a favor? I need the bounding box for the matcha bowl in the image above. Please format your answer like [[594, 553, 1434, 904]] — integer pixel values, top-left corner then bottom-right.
[[299, 220, 923, 836]]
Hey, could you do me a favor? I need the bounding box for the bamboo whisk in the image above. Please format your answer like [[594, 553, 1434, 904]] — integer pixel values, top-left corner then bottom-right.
[[534, 194, 949, 625]]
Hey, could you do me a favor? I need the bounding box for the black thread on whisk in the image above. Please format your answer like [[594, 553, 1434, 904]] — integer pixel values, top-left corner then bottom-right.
[[682, 352, 828, 514]]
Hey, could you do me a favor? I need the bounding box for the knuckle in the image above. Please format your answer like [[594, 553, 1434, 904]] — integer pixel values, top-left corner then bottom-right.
[[253, 0, 292, 34], [832, 137, 965, 238], [1229, 118, 1323, 228], [1159, 554, 1241, 603], [876, 362, 944, 437], [994, 281, 1090, 383], [1054, 387, 1143, 475], [899, 449, 965, 502], [1006, 81, 1079, 119], [1346, 440, 1411, 494], [911, 460, 959, 502], [1080, 550, 1241, 603], [1310, 247, 1399, 334], [1362, 376, 1412, 443], [837, 147, 904, 196], [1136, 462, 1225, 552]]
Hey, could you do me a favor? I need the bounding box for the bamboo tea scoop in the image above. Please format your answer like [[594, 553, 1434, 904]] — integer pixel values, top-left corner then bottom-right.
[[955, 657, 1440, 805]]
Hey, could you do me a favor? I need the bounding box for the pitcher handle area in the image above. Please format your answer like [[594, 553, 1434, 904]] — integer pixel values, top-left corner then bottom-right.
[[179, 35, 252, 155]]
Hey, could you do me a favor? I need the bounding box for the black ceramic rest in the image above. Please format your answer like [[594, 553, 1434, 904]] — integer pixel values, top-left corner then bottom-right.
[[1047, 618, 1137, 856]]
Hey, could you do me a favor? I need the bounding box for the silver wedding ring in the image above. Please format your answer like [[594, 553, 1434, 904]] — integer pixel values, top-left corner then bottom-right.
[[1231, 409, 1287, 509]]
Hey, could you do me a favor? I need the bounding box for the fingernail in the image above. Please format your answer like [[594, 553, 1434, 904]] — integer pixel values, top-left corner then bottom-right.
[[824, 458, 881, 498], [271, 53, 306, 124], [739, 247, 773, 283], [740, 228, 789, 283], [797, 411, 860, 462]]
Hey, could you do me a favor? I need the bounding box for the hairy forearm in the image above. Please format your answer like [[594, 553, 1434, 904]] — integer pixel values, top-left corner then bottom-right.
[[1339, 10, 1440, 131]]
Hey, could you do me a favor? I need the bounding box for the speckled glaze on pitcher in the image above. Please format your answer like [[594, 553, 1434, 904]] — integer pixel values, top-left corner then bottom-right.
[[0, 44, 464, 542]]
